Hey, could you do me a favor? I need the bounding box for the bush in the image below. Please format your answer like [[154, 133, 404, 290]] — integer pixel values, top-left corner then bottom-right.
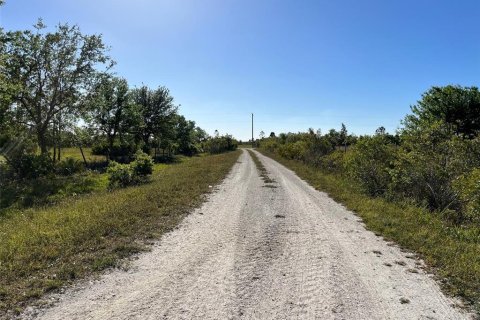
[[92, 142, 138, 161], [205, 135, 238, 154], [278, 140, 308, 160], [107, 162, 133, 188], [345, 135, 396, 196], [319, 150, 346, 173], [56, 158, 85, 176], [259, 138, 279, 153], [389, 124, 480, 211], [10, 154, 54, 179], [453, 168, 480, 223], [107, 151, 154, 188], [131, 151, 154, 176]]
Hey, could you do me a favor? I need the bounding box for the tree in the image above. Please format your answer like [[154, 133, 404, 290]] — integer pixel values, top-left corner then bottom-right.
[[375, 126, 386, 135], [0, 32, 19, 136], [2, 20, 113, 154], [87, 76, 136, 160], [174, 115, 197, 156], [339, 123, 347, 146], [131, 85, 178, 151], [269, 132, 276, 138], [259, 130, 265, 139], [403, 85, 480, 138]]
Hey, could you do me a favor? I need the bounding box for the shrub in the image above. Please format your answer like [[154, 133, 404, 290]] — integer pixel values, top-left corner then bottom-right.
[[10, 154, 54, 179], [107, 161, 133, 188], [205, 135, 238, 154], [131, 151, 154, 176], [278, 140, 308, 160], [107, 151, 154, 188], [56, 158, 85, 176], [389, 124, 480, 211], [92, 142, 138, 161], [259, 138, 279, 153], [453, 168, 480, 223], [319, 150, 346, 173], [345, 135, 396, 196]]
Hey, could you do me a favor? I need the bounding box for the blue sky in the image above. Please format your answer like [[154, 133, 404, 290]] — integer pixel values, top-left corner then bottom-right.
[[2, 0, 479, 140]]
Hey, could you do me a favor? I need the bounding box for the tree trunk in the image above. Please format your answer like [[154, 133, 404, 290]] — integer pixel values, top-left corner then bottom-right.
[[108, 135, 114, 161], [57, 114, 61, 161], [79, 145, 88, 166], [37, 128, 48, 155]]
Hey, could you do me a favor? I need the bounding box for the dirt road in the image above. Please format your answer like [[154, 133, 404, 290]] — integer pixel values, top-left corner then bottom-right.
[[22, 149, 470, 319]]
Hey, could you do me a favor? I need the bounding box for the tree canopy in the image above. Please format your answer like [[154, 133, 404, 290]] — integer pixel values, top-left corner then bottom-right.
[[2, 20, 113, 153], [403, 85, 480, 138]]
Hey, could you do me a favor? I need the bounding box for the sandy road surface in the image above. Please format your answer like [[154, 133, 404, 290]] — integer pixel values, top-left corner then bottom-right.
[[22, 149, 470, 319]]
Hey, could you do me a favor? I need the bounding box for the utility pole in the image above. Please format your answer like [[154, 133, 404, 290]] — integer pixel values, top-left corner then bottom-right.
[[251, 113, 254, 148]]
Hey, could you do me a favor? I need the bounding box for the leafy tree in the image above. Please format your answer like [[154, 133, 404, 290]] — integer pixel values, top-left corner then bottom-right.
[[375, 126, 386, 135], [194, 127, 208, 143], [174, 115, 198, 156], [339, 123, 348, 151], [259, 130, 265, 139], [87, 76, 138, 160], [403, 85, 480, 138], [3, 20, 112, 154], [131, 85, 177, 150], [269, 132, 276, 138], [325, 128, 340, 146]]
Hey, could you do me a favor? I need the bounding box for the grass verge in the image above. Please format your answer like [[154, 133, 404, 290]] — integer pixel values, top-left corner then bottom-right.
[[257, 149, 480, 313], [0, 150, 241, 317]]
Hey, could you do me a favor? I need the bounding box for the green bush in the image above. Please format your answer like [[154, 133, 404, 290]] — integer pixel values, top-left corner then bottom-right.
[[56, 158, 85, 176], [92, 142, 138, 160], [345, 135, 396, 196], [259, 138, 279, 153], [205, 135, 238, 154], [107, 161, 133, 188], [453, 168, 480, 223], [107, 151, 154, 188], [131, 151, 154, 176], [10, 154, 54, 179], [278, 140, 308, 160], [389, 124, 480, 211], [319, 150, 346, 173]]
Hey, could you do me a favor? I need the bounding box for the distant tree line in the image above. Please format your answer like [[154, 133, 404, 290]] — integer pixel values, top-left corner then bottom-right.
[[260, 85, 480, 224]]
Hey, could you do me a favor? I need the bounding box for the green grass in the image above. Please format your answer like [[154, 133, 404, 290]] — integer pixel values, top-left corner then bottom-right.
[[258, 149, 480, 313], [0, 150, 241, 316], [0, 170, 109, 213], [49, 147, 106, 163]]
